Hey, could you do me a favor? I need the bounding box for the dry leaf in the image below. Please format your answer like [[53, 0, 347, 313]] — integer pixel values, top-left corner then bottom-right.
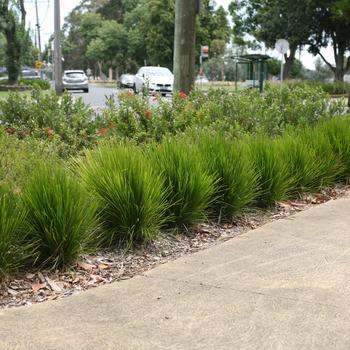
[[31, 283, 47, 292], [77, 261, 95, 271]]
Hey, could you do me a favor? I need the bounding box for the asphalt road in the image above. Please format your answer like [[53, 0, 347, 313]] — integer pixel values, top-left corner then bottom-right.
[[68, 84, 117, 110]]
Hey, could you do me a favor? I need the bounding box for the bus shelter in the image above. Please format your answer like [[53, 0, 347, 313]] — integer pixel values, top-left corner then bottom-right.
[[233, 54, 270, 93]]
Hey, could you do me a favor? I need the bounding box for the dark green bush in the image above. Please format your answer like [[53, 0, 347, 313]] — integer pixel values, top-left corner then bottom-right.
[[22, 163, 97, 267], [77, 143, 168, 246], [151, 139, 215, 228], [198, 134, 258, 222]]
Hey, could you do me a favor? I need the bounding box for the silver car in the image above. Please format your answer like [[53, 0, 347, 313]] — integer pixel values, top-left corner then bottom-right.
[[118, 74, 135, 89], [62, 70, 89, 93], [134, 66, 173, 96]]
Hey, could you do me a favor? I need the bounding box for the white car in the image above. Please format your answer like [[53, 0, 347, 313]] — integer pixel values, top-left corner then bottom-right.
[[62, 70, 89, 93], [134, 66, 173, 96]]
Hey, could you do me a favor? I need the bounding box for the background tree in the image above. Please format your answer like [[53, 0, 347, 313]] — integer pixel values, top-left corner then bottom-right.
[[229, 0, 312, 79], [308, 0, 350, 81], [0, 0, 30, 84]]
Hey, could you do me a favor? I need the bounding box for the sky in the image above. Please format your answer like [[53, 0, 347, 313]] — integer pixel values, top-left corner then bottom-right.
[[24, 0, 334, 70]]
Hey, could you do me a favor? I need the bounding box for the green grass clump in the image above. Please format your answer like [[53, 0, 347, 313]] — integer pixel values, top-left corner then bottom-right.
[[22, 163, 97, 267], [77, 143, 168, 246], [0, 190, 30, 276], [318, 117, 350, 181], [248, 135, 290, 206], [151, 139, 215, 228], [278, 129, 342, 195], [198, 134, 258, 222]]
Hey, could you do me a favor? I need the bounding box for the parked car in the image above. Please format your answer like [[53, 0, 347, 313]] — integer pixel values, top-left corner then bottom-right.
[[195, 75, 209, 84], [117, 74, 135, 89], [21, 68, 40, 80], [134, 66, 173, 96], [62, 70, 89, 93]]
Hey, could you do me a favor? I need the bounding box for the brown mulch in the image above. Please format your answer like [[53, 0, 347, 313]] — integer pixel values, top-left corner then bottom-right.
[[1, 185, 349, 309]]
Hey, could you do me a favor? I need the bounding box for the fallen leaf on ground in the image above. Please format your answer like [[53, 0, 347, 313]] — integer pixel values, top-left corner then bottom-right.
[[31, 283, 47, 292]]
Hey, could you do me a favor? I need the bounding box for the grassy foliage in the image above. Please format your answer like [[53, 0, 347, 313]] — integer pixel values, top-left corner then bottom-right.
[[0, 191, 30, 276], [77, 143, 168, 246], [318, 117, 350, 180], [248, 135, 291, 206], [278, 129, 343, 195], [151, 139, 215, 228], [198, 134, 258, 222], [22, 163, 97, 267]]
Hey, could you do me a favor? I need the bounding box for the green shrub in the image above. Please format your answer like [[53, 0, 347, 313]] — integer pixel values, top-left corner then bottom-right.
[[0, 90, 99, 157], [318, 117, 350, 180], [0, 128, 59, 192], [0, 190, 30, 276], [20, 79, 51, 90], [151, 139, 215, 228], [198, 134, 258, 222], [248, 135, 290, 206], [22, 163, 97, 267], [77, 143, 168, 246], [277, 129, 342, 195]]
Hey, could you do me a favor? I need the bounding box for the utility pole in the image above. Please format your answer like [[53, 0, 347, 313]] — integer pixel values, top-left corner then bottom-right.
[[34, 0, 41, 58], [54, 0, 62, 95], [173, 0, 198, 94]]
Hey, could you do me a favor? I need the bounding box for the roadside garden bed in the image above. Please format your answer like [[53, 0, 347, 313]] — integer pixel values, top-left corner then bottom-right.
[[1, 86, 350, 309], [1, 184, 349, 309]]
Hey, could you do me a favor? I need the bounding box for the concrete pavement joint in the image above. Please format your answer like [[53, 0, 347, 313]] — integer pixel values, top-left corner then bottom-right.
[[142, 274, 342, 311]]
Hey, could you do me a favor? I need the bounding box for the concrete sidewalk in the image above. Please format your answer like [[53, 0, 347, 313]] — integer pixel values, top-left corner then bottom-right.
[[1, 198, 350, 350]]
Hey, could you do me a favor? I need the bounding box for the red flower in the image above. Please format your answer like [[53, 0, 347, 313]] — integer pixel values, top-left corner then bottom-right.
[[179, 91, 187, 98], [45, 127, 53, 132], [127, 90, 134, 97], [145, 110, 151, 119], [47, 133, 53, 139], [99, 127, 107, 135]]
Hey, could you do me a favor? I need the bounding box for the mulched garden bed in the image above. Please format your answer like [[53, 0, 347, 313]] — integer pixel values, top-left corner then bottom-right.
[[1, 185, 349, 309]]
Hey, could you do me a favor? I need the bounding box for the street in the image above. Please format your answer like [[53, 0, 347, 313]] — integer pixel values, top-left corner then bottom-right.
[[69, 84, 117, 110]]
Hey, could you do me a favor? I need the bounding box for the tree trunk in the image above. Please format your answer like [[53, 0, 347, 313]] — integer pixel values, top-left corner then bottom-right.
[[173, 0, 197, 94], [334, 54, 345, 81], [283, 46, 297, 80]]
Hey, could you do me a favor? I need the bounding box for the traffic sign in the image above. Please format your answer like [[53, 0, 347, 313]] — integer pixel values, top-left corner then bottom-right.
[[35, 60, 43, 69]]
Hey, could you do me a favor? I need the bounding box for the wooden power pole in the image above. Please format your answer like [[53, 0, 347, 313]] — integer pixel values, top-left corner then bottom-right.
[[173, 0, 198, 94], [54, 0, 63, 95]]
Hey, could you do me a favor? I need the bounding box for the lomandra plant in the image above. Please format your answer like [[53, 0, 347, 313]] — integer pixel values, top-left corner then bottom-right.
[[77, 143, 168, 246], [248, 135, 290, 206], [318, 117, 350, 181], [151, 139, 215, 228], [278, 129, 342, 195], [22, 163, 97, 267], [0, 190, 30, 277], [198, 134, 258, 222]]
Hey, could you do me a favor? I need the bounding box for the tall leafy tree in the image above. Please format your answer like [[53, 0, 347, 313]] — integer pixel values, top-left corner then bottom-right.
[[308, 0, 350, 81], [229, 0, 312, 79]]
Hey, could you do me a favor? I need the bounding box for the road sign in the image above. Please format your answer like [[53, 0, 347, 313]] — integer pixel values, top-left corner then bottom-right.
[[35, 60, 43, 69], [275, 39, 289, 55], [274, 39, 289, 90], [201, 45, 209, 58]]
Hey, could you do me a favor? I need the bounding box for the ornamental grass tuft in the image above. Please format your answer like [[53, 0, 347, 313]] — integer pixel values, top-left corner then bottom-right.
[[77, 143, 168, 246], [248, 135, 291, 206], [22, 163, 97, 267], [197, 134, 258, 222], [151, 139, 216, 228], [0, 189, 30, 277]]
